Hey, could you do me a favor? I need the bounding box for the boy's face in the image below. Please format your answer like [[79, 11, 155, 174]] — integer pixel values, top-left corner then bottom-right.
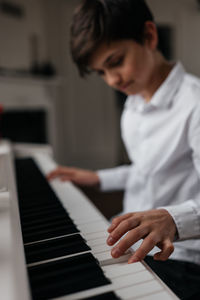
[[89, 37, 158, 98]]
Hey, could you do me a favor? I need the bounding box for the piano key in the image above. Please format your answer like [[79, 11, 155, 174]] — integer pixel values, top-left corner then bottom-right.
[[87, 236, 109, 247], [83, 231, 108, 241], [24, 234, 90, 264], [22, 218, 75, 232], [14, 155, 178, 300], [139, 290, 177, 300], [90, 243, 113, 254], [116, 280, 163, 299], [22, 223, 79, 244], [82, 291, 121, 300], [20, 208, 68, 221], [103, 261, 146, 277], [21, 214, 72, 227], [78, 220, 108, 235], [21, 209, 70, 223], [28, 253, 111, 299], [108, 271, 154, 289], [19, 202, 64, 212], [56, 264, 173, 300]]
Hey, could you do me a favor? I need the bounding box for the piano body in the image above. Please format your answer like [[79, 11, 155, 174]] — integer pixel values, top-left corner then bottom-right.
[[0, 140, 179, 300]]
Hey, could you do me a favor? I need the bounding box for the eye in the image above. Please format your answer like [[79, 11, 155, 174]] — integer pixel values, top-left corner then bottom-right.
[[109, 56, 124, 68]]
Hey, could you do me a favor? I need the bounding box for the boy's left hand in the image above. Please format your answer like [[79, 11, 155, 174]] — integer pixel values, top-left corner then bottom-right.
[[107, 209, 177, 263]]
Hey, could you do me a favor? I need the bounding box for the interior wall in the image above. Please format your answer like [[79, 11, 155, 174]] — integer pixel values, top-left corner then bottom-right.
[[147, 0, 200, 76], [0, 0, 47, 70]]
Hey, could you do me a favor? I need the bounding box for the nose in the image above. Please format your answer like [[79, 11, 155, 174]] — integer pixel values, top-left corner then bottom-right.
[[104, 71, 121, 88]]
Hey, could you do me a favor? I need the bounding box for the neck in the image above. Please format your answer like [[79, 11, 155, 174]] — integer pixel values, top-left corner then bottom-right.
[[141, 52, 174, 102]]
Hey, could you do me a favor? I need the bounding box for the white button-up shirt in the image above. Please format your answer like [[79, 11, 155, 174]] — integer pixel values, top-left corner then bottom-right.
[[98, 62, 200, 264]]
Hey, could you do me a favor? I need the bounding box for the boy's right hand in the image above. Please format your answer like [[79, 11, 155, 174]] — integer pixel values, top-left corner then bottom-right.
[[46, 166, 100, 187]]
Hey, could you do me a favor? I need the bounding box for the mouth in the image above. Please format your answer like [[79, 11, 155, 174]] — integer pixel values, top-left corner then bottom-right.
[[118, 81, 133, 92]]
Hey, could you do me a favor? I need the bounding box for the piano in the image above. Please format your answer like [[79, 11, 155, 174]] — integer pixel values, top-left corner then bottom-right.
[[0, 140, 179, 300]]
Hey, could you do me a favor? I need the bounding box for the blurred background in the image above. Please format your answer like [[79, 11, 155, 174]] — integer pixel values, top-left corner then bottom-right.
[[1, 0, 200, 217]]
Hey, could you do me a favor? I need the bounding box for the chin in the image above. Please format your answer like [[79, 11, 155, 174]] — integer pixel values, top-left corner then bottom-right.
[[126, 90, 136, 96]]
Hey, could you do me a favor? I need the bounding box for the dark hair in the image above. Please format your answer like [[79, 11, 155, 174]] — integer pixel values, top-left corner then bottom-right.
[[70, 0, 154, 77]]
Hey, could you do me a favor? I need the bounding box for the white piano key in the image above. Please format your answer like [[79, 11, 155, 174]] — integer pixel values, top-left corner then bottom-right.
[[96, 251, 131, 266], [83, 230, 108, 241], [86, 236, 108, 247], [78, 220, 108, 235], [112, 271, 154, 289], [33, 152, 57, 174], [71, 213, 102, 225], [90, 243, 112, 254], [116, 280, 163, 299], [103, 261, 146, 278], [139, 290, 178, 300]]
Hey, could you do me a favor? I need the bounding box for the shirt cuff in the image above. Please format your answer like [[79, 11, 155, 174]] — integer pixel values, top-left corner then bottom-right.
[[161, 200, 200, 240], [97, 165, 131, 192]]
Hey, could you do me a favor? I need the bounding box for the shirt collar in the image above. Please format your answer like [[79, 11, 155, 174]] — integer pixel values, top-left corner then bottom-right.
[[125, 62, 185, 112]]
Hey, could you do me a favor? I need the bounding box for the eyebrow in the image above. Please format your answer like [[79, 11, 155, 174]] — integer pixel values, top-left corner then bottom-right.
[[103, 51, 120, 67], [90, 50, 122, 73]]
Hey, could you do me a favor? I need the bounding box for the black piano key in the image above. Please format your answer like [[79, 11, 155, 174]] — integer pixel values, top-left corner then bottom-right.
[[29, 252, 97, 275], [24, 234, 90, 264], [15, 158, 60, 199], [22, 218, 76, 233], [19, 201, 62, 211], [28, 253, 111, 299], [18, 187, 59, 196], [32, 272, 110, 300], [28, 253, 105, 284], [20, 204, 65, 214], [22, 223, 79, 244], [83, 292, 121, 300], [21, 214, 72, 228], [20, 211, 68, 223]]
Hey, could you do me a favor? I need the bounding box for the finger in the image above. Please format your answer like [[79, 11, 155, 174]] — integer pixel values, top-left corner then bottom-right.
[[154, 239, 174, 261], [47, 168, 74, 180], [107, 216, 140, 246], [107, 213, 133, 233], [46, 168, 64, 179], [111, 226, 148, 258], [128, 233, 158, 263], [46, 171, 59, 180], [60, 175, 74, 182]]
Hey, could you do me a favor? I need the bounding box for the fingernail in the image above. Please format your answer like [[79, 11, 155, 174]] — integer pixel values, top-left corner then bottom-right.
[[111, 248, 121, 258], [107, 236, 115, 245], [128, 256, 140, 264]]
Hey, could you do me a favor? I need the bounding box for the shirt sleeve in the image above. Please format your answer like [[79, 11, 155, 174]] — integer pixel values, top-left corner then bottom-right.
[[97, 165, 131, 192], [161, 103, 200, 240], [162, 201, 200, 240]]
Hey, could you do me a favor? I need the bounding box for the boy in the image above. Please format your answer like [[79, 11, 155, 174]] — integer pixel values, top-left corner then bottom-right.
[[48, 0, 200, 298]]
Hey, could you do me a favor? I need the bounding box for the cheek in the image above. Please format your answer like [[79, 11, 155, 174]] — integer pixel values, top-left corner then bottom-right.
[[123, 53, 152, 82], [122, 64, 138, 80]]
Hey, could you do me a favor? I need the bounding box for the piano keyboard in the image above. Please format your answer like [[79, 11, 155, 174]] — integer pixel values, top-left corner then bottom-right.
[[0, 141, 179, 300]]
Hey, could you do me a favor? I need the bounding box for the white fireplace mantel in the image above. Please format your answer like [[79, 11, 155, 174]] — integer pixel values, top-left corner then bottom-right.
[[0, 75, 61, 109]]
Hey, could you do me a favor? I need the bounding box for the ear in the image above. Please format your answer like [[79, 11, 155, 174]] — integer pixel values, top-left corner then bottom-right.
[[143, 21, 158, 50]]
